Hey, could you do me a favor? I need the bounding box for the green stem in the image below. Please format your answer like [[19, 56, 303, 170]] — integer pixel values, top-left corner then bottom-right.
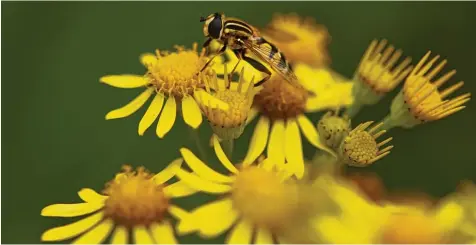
[[188, 127, 208, 161], [221, 139, 234, 160], [378, 114, 395, 132], [345, 100, 363, 119]]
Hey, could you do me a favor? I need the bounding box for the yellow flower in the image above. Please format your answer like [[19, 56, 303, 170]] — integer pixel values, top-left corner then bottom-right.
[[173, 135, 314, 244], [261, 13, 330, 68], [383, 51, 471, 129], [347, 39, 413, 117], [316, 110, 351, 151], [339, 121, 393, 167], [311, 175, 474, 244], [100, 43, 229, 138], [244, 64, 354, 178], [40, 163, 195, 244], [196, 65, 258, 140]]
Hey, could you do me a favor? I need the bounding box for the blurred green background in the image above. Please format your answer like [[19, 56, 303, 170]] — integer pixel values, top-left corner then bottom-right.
[[2, 1, 476, 243]]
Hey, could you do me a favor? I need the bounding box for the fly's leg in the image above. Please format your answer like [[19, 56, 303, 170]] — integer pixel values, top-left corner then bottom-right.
[[224, 49, 245, 88], [200, 41, 228, 73]]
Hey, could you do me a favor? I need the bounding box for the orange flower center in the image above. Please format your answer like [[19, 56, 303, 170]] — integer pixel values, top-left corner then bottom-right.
[[102, 166, 169, 227]]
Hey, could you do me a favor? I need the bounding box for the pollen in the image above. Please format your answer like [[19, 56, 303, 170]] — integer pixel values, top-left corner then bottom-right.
[[356, 39, 413, 94], [262, 13, 330, 67], [199, 67, 255, 140], [380, 213, 444, 244], [143, 43, 215, 98], [340, 121, 393, 167], [317, 110, 351, 150], [231, 165, 299, 230], [102, 165, 169, 227], [253, 76, 308, 120], [402, 51, 471, 123]]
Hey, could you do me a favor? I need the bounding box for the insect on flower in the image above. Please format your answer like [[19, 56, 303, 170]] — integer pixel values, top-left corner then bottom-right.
[[199, 12, 304, 90]]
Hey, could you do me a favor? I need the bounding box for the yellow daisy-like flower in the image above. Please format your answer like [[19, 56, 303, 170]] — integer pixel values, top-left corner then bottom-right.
[[347, 39, 413, 117], [173, 135, 315, 244], [261, 13, 330, 68], [243, 64, 354, 178], [339, 121, 393, 167], [196, 65, 258, 140], [316, 110, 351, 151], [100, 43, 229, 138], [311, 175, 475, 244], [383, 51, 471, 130], [40, 163, 195, 244]]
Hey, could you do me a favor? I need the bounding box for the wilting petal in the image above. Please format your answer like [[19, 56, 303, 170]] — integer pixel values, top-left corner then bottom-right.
[[150, 220, 177, 244], [182, 96, 203, 129], [175, 168, 232, 194], [78, 188, 108, 203], [110, 225, 128, 244], [285, 119, 305, 179], [105, 88, 154, 120], [194, 89, 229, 110], [226, 219, 253, 244], [152, 158, 183, 185], [41, 202, 104, 217], [72, 219, 114, 244], [243, 116, 270, 165], [180, 147, 234, 183], [156, 96, 177, 138], [41, 212, 104, 241], [133, 226, 154, 244], [138, 92, 165, 135], [100, 75, 149, 88]]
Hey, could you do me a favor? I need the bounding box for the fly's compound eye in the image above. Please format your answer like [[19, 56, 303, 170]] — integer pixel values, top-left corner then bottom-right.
[[208, 16, 222, 39]]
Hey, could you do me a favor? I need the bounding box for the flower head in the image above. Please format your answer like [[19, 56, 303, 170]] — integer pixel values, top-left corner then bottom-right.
[[339, 121, 393, 167], [382, 51, 471, 130], [311, 174, 474, 244], [197, 66, 257, 140], [317, 110, 351, 151], [100, 43, 228, 138], [261, 13, 330, 67], [243, 65, 354, 179], [173, 135, 315, 244], [40, 163, 195, 244], [347, 39, 413, 117]]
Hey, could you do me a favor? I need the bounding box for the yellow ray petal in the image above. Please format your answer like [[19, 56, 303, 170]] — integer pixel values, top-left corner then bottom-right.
[[110, 225, 128, 244], [140, 53, 157, 67], [175, 168, 232, 194], [267, 120, 286, 168], [226, 219, 253, 244], [151, 220, 178, 244], [213, 135, 238, 174], [306, 83, 354, 112], [182, 96, 203, 129], [133, 226, 154, 244], [156, 96, 177, 138], [297, 114, 336, 157], [41, 212, 104, 242], [243, 116, 270, 165], [255, 227, 274, 244], [285, 119, 305, 179], [105, 88, 154, 120], [78, 188, 108, 203], [168, 205, 189, 221], [163, 180, 198, 198], [100, 75, 149, 88], [192, 198, 239, 237], [138, 92, 165, 135], [152, 158, 183, 185], [180, 147, 234, 183], [194, 89, 229, 111], [245, 107, 259, 126], [72, 219, 114, 244], [41, 202, 104, 217]]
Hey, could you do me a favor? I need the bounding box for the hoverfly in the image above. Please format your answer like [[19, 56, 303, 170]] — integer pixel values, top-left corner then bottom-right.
[[199, 12, 303, 89]]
